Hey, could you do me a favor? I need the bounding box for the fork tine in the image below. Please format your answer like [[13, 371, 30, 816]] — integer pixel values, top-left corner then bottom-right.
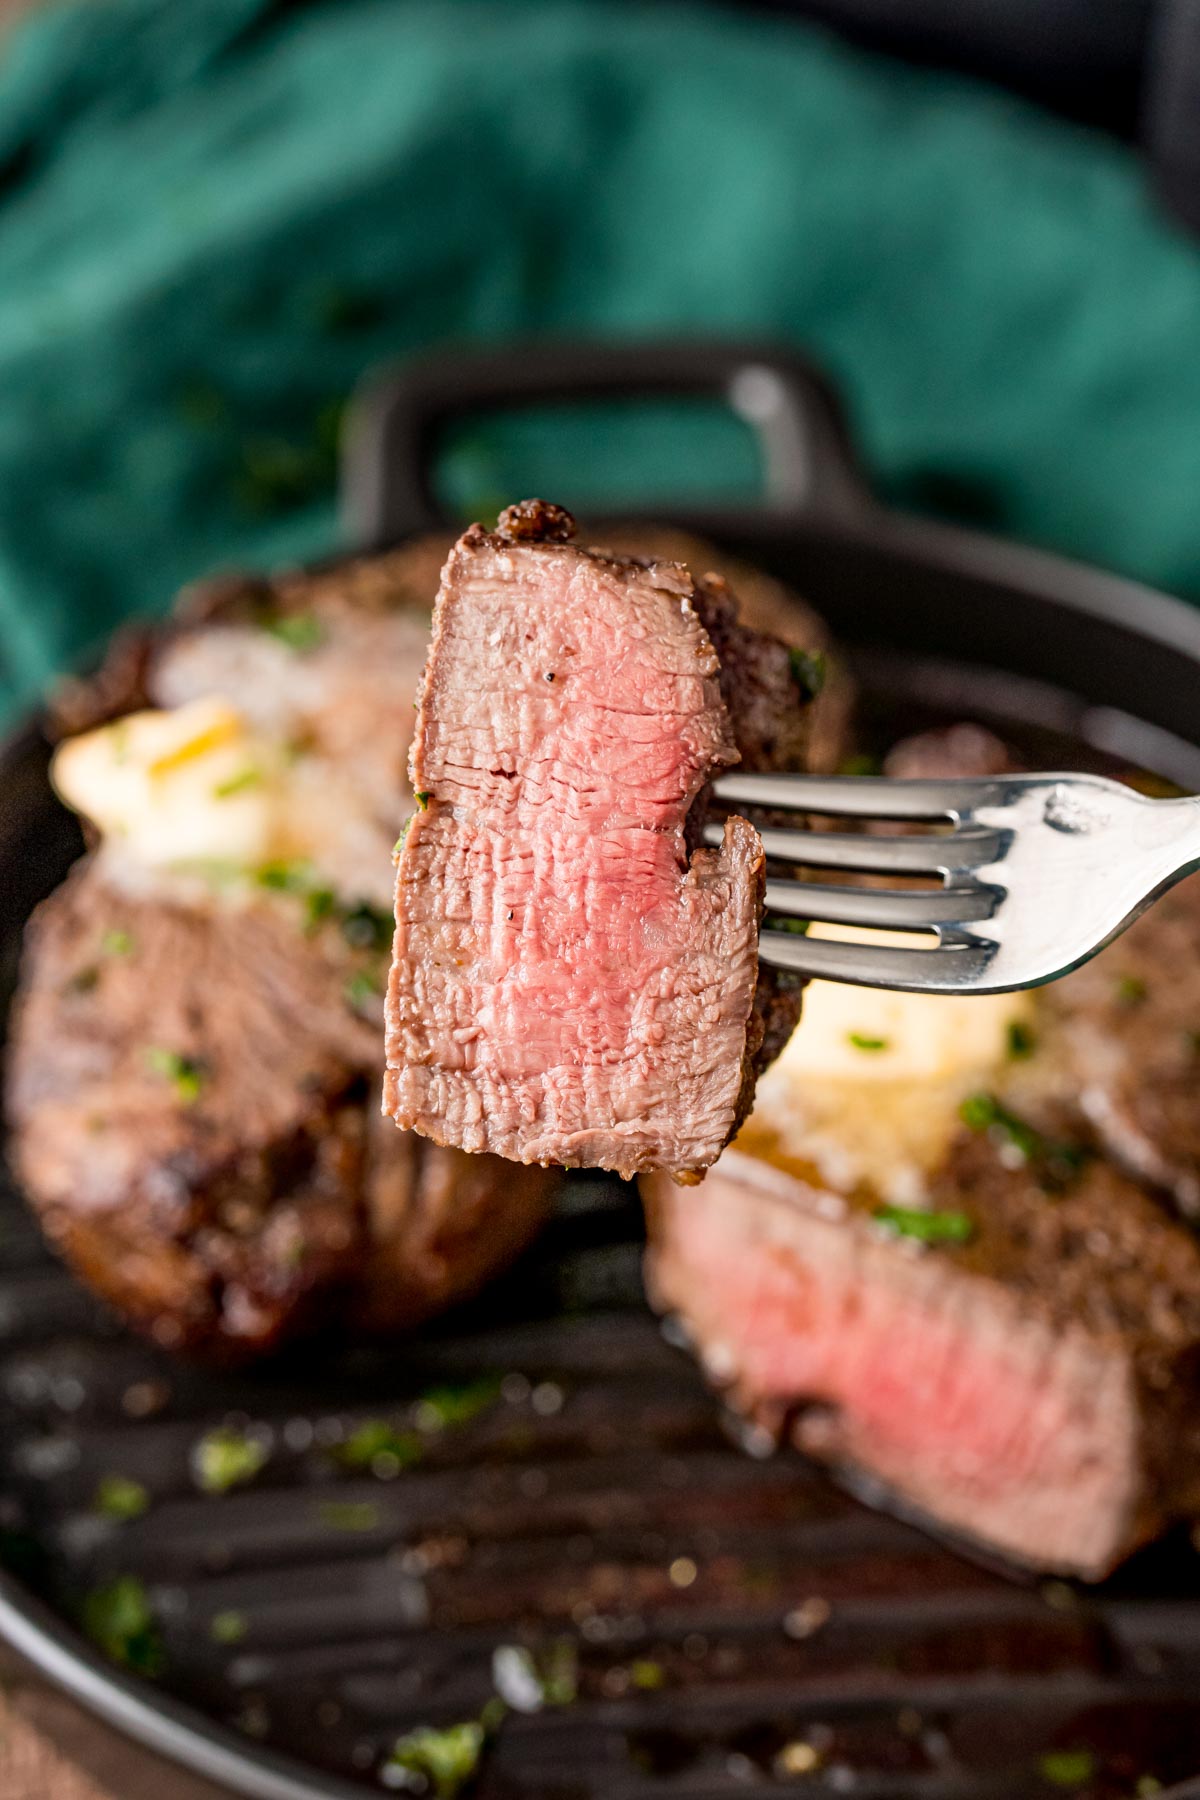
[[712, 772, 997, 821], [759, 928, 996, 992], [703, 820, 1007, 876], [764, 879, 1000, 930]]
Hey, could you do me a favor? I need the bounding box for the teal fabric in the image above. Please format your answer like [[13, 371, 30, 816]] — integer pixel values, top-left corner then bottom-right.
[[2, 0, 1200, 725]]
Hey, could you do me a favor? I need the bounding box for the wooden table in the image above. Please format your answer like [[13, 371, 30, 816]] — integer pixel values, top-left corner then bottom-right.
[[0, 1645, 234, 1800]]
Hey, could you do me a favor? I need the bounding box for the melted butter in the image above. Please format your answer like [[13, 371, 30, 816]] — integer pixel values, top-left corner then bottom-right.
[[51, 697, 302, 874], [745, 924, 1034, 1204]]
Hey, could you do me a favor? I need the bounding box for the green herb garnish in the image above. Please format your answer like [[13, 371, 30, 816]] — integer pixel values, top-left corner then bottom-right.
[[210, 1609, 248, 1645], [340, 901, 392, 953], [303, 887, 336, 932], [788, 646, 827, 699], [255, 858, 313, 893], [385, 1722, 487, 1799], [144, 1047, 206, 1105], [848, 1032, 889, 1052], [333, 1420, 424, 1475], [959, 1092, 1087, 1190], [101, 929, 134, 958], [265, 613, 324, 653], [414, 1376, 502, 1432], [213, 766, 262, 799], [94, 1475, 149, 1521], [415, 790, 432, 810], [66, 965, 100, 995], [316, 1500, 380, 1533], [82, 1576, 163, 1676], [1007, 1019, 1037, 1060], [837, 751, 882, 777], [492, 1638, 578, 1711], [874, 1204, 974, 1245], [192, 1427, 268, 1494], [343, 968, 381, 1011], [394, 819, 413, 853], [1115, 974, 1147, 1006], [1039, 1749, 1096, 1788]]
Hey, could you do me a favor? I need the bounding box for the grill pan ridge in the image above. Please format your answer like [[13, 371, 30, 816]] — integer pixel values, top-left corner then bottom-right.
[[3, 341, 1200, 1799]]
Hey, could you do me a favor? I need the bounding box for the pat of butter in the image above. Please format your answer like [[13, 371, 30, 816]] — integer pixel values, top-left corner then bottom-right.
[[780, 925, 1025, 1083], [51, 698, 299, 872], [747, 925, 1033, 1202]]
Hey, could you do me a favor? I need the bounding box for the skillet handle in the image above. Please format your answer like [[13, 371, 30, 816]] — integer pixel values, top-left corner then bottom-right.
[[341, 340, 874, 548]]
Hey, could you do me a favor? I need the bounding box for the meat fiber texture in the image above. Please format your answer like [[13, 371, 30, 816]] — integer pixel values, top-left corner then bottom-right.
[[385, 501, 809, 1181]]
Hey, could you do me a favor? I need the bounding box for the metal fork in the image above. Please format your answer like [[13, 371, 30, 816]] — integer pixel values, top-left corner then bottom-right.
[[706, 771, 1200, 995]]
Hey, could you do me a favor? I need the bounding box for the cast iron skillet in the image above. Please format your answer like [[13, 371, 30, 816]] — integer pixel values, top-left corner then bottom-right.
[[3, 341, 1200, 1800]]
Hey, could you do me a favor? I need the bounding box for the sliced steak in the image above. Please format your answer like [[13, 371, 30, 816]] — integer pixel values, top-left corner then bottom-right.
[[8, 863, 551, 1358], [645, 1116, 1200, 1580], [385, 501, 812, 1181], [9, 541, 556, 1360]]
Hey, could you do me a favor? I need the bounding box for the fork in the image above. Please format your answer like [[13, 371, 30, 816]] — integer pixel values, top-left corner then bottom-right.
[[705, 771, 1200, 995]]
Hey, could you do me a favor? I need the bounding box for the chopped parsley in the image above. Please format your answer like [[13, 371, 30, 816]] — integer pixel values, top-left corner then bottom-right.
[[213, 766, 262, 799], [788, 646, 827, 699], [304, 886, 336, 932], [101, 929, 134, 958], [1115, 974, 1147, 1006], [343, 968, 381, 1011], [1039, 1749, 1096, 1788], [210, 1609, 248, 1646], [394, 819, 413, 853], [838, 752, 882, 777], [339, 900, 392, 953], [1006, 1019, 1037, 1060], [93, 1475, 149, 1521], [492, 1639, 578, 1712], [874, 1204, 974, 1245], [82, 1575, 163, 1676], [192, 1427, 268, 1494], [414, 1376, 502, 1433], [959, 1092, 1087, 1191], [256, 858, 313, 893], [385, 1721, 487, 1799], [848, 1032, 889, 1052], [316, 1500, 380, 1533], [144, 1047, 206, 1105], [265, 613, 324, 653], [332, 1420, 424, 1475], [415, 790, 432, 810]]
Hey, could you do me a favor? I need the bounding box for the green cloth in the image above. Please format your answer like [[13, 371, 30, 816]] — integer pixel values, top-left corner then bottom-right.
[[2, 0, 1200, 725]]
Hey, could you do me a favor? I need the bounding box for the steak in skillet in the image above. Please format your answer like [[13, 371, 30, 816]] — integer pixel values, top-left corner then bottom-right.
[[7, 543, 557, 1360], [645, 1119, 1200, 1581], [645, 722, 1200, 1578], [384, 501, 816, 1181]]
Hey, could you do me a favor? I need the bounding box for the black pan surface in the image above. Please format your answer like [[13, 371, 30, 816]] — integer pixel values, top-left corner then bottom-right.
[[4, 342, 1200, 1800]]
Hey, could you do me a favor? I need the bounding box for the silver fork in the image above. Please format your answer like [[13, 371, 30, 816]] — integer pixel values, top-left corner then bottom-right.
[[706, 771, 1200, 995]]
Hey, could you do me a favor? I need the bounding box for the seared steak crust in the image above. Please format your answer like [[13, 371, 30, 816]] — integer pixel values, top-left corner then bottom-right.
[[10, 540, 556, 1360], [385, 502, 811, 1180]]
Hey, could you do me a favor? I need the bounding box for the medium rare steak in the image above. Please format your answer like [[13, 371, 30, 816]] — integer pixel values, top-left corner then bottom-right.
[[645, 1115, 1200, 1580], [385, 501, 814, 1181], [8, 542, 557, 1360]]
